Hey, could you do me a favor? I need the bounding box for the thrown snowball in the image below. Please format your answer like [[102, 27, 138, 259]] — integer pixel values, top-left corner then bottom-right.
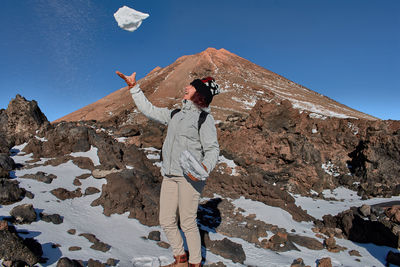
[[114, 6, 149, 32]]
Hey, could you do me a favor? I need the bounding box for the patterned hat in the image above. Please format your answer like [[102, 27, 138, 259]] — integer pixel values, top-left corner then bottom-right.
[[190, 77, 220, 105]]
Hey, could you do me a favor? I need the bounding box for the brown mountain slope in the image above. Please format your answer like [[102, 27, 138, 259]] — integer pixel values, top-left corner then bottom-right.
[[54, 48, 377, 123]]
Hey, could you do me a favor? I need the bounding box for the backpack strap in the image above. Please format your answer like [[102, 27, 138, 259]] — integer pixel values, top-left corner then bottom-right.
[[170, 108, 181, 118], [198, 111, 209, 134]]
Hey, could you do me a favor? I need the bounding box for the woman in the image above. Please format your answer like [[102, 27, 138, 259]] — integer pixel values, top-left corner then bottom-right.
[[116, 71, 220, 267]]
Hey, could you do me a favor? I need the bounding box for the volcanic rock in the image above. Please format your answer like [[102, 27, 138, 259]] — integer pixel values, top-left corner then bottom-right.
[[203, 235, 246, 264], [349, 249, 361, 257], [106, 258, 118, 266], [0, 178, 25, 205], [91, 169, 161, 226], [386, 251, 400, 266], [51, 188, 82, 200], [20, 171, 56, 184], [87, 258, 106, 267], [78, 233, 111, 252], [85, 187, 100, 195], [4, 94, 49, 144], [291, 258, 306, 267], [319, 205, 399, 248], [287, 235, 323, 250], [317, 257, 332, 267], [148, 230, 161, 241], [0, 153, 15, 178], [10, 204, 37, 224], [0, 225, 42, 266], [39, 213, 63, 224], [56, 257, 84, 267]]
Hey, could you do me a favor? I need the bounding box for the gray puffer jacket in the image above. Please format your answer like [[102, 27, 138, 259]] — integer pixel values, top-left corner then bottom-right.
[[130, 84, 220, 178]]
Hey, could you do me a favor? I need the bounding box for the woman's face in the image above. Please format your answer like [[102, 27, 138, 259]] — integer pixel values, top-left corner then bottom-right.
[[183, 85, 196, 100]]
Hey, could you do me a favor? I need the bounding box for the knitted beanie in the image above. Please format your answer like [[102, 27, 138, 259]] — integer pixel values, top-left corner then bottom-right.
[[190, 77, 220, 105]]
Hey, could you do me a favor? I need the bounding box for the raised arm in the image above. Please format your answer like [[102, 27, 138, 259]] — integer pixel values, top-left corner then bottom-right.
[[116, 71, 171, 125]]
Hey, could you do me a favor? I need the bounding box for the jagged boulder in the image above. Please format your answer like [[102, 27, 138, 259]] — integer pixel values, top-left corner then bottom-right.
[[0, 220, 42, 266], [0, 153, 15, 178], [91, 169, 161, 226], [4, 94, 49, 144], [10, 204, 37, 224], [0, 178, 25, 205], [317, 203, 400, 248]]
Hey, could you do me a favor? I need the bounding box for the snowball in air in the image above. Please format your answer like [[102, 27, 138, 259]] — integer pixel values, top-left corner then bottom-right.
[[114, 6, 149, 32]]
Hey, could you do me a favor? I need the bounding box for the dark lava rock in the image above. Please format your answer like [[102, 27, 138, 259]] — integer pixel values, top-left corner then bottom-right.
[[386, 251, 400, 266], [349, 249, 361, 257], [157, 241, 170, 249], [25, 190, 34, 199], [40, 213, 63, 224], [317, 257, 332, 267], [20, 171, 56, 184], [0, 228, 42, 266], [321, 207, 399, 248], [85, 187, 100, 195], [291, 258, 306, 267], [87, 259, 106, 267], [262, 232, 299, 252], [0, 153, 15, 178], [218, 99, 400, 199], [106, 258, 118, 266], [288, 234, 323, 250], [91, 169, 161, 226], [10, 204, 37, 224], [56, 257, 84, 267], [78, 233, 111, 252], [204, 236, 246, 264], [68, 246, 81, 251], [0, 178, 25, 205], [51, 187, 82, 200], [4, 94, 49, 144], [67, 229, 76, 235], [148, 230, 161, 241]]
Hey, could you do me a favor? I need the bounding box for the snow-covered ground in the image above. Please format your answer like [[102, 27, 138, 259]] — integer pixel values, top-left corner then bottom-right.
[[1, 144, 399, 266]]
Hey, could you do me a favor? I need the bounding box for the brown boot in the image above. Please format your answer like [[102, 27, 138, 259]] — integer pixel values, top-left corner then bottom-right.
[[188, 263, 201, 267], [161, 254, 188, 267]]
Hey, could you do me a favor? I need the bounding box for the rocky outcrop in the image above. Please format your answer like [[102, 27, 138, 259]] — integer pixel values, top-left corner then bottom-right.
[[203, 234, 246, 264], [10, 204, 37, 224], [0, 153, 15, 178], [0, 220, 43, 266], [218, 100, 400, 198], [1, 94, 49, 145], [316, 203, 400, 248], [78, 233, 111, 252], [91, 169, 161, 226], [0, 179, 25, 205]]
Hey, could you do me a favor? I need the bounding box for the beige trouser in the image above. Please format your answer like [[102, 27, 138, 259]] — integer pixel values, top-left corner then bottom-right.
[[159, 176, 202, 264]]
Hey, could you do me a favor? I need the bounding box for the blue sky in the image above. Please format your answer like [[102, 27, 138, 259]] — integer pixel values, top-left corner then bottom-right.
[[1, 0, 399, 121]]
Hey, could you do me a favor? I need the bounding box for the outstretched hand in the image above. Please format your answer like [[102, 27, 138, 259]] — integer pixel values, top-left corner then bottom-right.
[[116, 71, 136, 88]]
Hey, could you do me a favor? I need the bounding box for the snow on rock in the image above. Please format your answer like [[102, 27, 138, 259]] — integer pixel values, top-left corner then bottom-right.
[[218, 155, 239, 176], [114, 6, 149, 32], [70, 145, 100, 166], [321, 161, 340, 177]]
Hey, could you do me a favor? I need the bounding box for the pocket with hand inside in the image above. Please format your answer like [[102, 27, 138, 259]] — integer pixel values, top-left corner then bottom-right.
[[179, 150, 208, 181]]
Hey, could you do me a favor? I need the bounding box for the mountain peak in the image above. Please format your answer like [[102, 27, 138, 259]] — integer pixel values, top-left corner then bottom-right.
[[54, 49, 377, 123]]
